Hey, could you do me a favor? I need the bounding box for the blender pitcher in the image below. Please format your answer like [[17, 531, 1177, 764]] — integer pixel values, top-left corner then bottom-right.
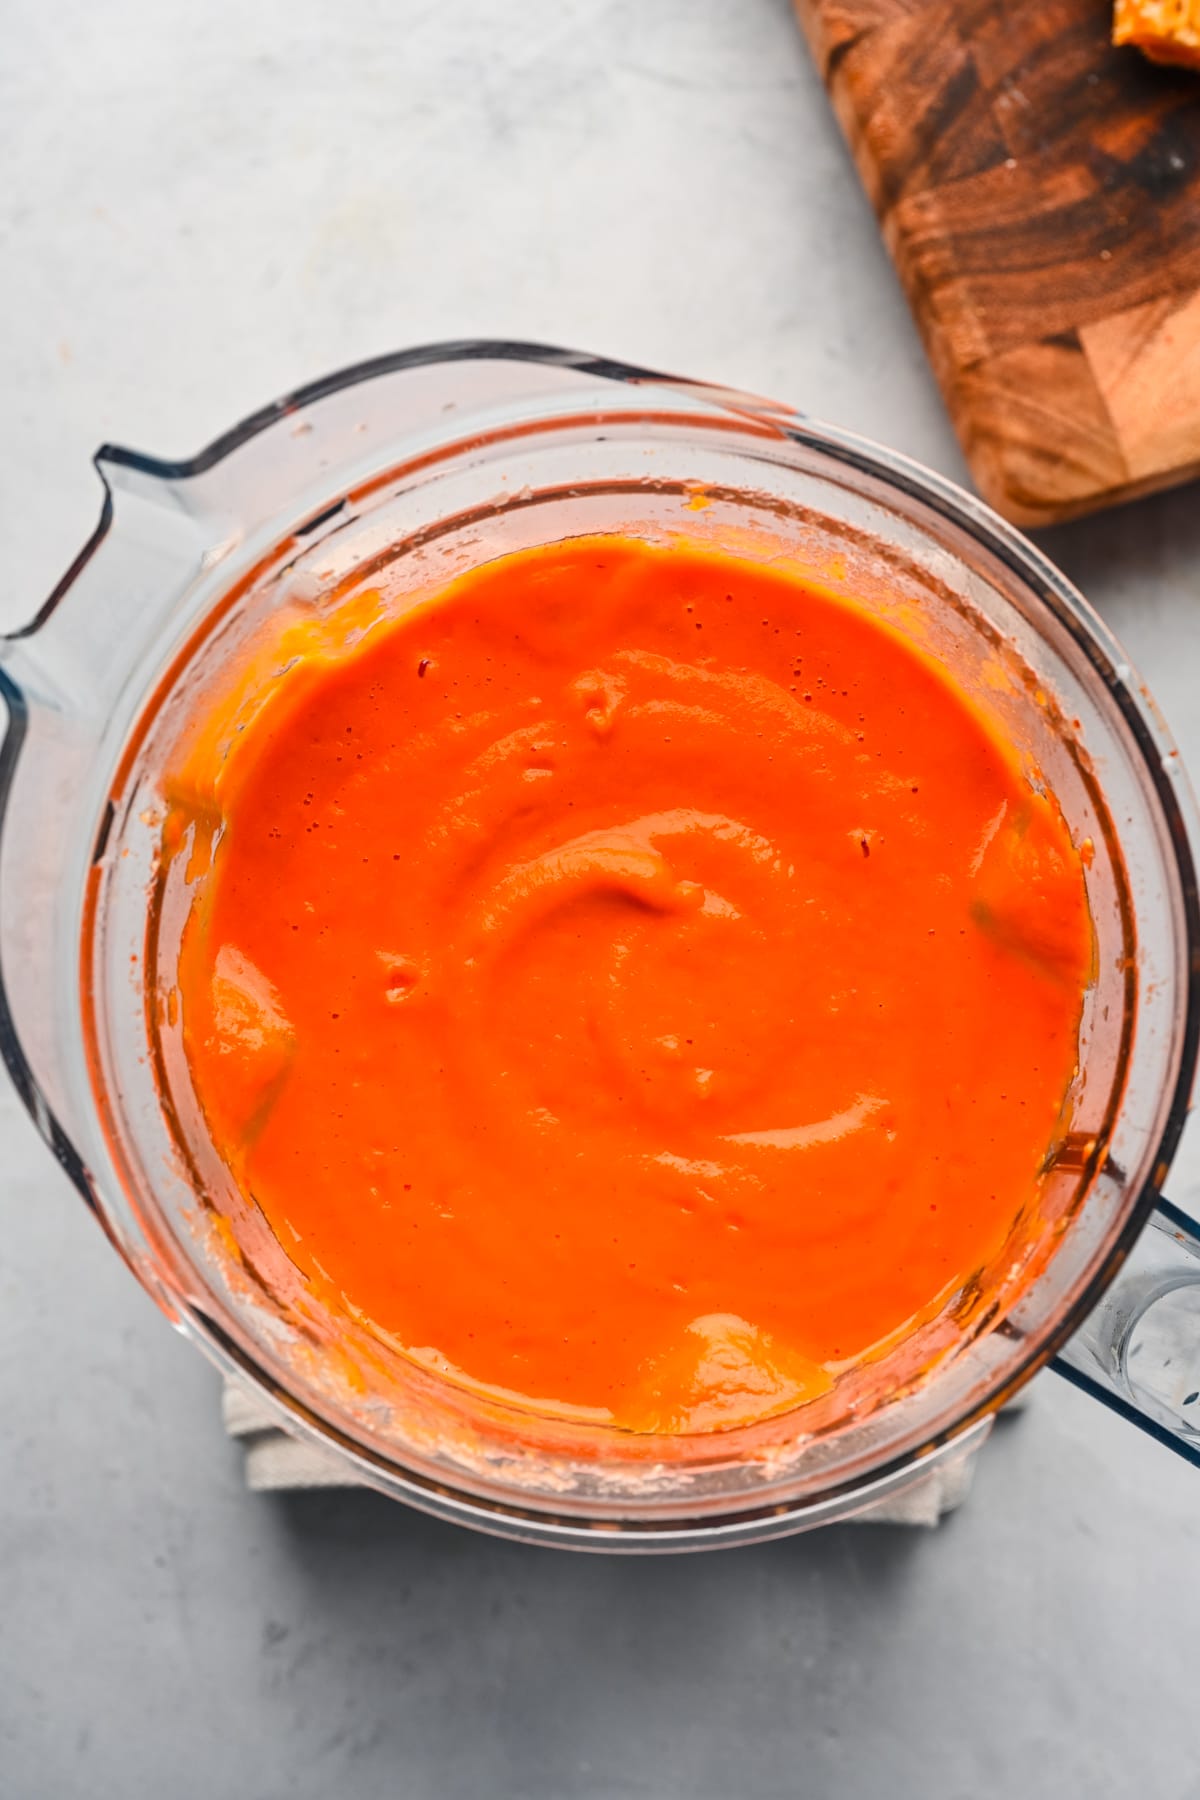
[[1, 341, 1198, 1551]]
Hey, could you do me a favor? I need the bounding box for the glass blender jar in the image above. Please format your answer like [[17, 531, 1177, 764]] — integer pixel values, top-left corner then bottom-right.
[[1, 342, 1198, 1549]]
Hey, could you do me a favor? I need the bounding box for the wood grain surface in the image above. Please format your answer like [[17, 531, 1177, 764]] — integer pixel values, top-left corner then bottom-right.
[[794, 0, 1200, 522]]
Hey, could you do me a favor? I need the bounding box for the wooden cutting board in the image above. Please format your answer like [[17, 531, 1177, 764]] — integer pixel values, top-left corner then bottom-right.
[[794, 0, 1200, 523]]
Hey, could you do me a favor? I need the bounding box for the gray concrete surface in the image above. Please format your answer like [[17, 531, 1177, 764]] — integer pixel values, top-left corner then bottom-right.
[[3, 2, 1200, 1796]]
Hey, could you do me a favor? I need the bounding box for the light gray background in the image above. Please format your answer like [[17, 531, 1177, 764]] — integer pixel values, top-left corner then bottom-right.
[[3, 3, 1200, 1796]]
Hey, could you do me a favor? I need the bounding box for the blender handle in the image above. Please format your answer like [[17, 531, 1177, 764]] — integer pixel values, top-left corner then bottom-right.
[[1053, 1197, 1200, 1470]]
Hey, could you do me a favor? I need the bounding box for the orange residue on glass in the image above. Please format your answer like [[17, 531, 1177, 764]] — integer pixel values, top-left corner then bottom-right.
[[173, 536, 1092, 1431]]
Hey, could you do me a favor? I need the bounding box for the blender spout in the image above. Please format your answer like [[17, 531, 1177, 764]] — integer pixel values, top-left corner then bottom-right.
[[2, 486, 114, 651], [0, 457, 211, 716]]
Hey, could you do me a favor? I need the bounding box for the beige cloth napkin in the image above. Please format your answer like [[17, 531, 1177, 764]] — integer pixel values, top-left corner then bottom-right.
[[223, 1379, 1010, 1526]]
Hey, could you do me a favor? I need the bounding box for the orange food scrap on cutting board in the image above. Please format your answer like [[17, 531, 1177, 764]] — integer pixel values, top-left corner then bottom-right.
[[1113, 0, 1200, 68]]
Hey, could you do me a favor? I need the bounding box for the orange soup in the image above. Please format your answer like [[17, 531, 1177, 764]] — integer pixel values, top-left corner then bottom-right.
[[175, 536, 1092, 1430]]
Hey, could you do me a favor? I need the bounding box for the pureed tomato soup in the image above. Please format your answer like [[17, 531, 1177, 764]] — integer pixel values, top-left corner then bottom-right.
[[173, 536, 1092, 1433]]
